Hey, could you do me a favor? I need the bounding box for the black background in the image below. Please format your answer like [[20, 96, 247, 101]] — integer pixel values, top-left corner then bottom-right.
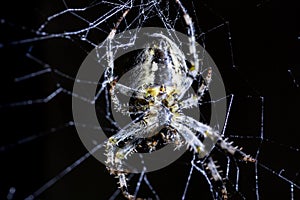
[[0, 0, 299, 199]]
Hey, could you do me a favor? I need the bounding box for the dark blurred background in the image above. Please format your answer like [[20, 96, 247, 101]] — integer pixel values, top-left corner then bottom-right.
[[0, 0, 299, 199]]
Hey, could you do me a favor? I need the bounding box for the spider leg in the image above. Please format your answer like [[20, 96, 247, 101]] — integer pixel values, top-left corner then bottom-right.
[[112, 141, 139, 200], [118, 173, 134, 200], [170, 120, 205, 154], [197, 67, 212, 98], [175, 0, 202, 100], [104, 9, 139, 116], [110, 80, 147, 115], [216, 138, 256, 163], [105, 117, 147, 169], [174, 0, 213, 102], [106, 130, 144, 200], [170, 118, 228, 199], [105, 115, 159, 199], [204, 157, 228, 200], [177, 115, 255, 162], [179, 67, 212, 109], [105, 9, 130, 82], [172, 115, 254, 199], [115, 125, 185, 200]]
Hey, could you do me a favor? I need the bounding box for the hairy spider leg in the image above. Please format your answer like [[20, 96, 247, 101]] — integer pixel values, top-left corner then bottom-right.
[[177, 115, 255, 163], [205, 157, 228, 200], [175, 0, 201, 100], [110, 80, 147, 116], [172, 115, 255, 198], [104, 9, 138, 116], [179, 67, 212, 109], [105, 112, 159, 199]]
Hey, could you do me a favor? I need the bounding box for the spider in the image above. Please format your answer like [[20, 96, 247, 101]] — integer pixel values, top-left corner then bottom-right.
[[103, 1, 255, 199]]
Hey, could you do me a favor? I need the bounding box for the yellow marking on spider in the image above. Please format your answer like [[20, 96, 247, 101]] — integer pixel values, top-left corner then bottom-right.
[[204, 130, 209, 137], [116, 152, 125, 159], [189, 65, 196, 71], [170, 105, 179, 113], [174, 112, 181, 117], [149, 48, 155, 56], [146, 87, 160, 97], [196, 146, 202, 153], [109, 137, 117, 144]]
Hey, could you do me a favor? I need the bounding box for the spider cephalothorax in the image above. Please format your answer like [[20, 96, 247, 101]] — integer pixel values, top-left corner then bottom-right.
[[103, 2, 255, 199]]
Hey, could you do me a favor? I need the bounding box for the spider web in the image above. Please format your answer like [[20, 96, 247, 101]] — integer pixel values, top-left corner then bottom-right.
[[0, 0, 300, 199]]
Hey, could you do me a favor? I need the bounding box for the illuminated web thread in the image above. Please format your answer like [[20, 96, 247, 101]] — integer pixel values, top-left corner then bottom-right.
[[288, 68, 300, 88]]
